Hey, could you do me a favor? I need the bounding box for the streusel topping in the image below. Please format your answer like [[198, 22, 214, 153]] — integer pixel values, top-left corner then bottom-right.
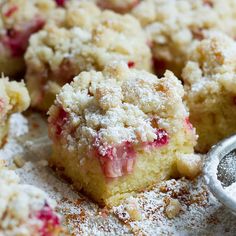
[[0, 78, 30, 121], [0, 169, 60, 236], [183, 32, 236, 96], [49, 62, 188, 150]]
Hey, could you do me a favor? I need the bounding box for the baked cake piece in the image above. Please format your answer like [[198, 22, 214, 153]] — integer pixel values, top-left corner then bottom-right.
[[0, 0, 57, 77], [183, 32, 236, 153], [25, 1, 152, 111], [48, 61, 197, 206], [132, 0, 236, 77], [97, 0, 140, 13], [0, 77, 30, 147], [0, 169, 62, 236]]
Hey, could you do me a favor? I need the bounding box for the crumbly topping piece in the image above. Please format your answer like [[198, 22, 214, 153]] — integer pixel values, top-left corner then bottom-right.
[[0, 78, 30, 122], [182, 32, 236, 96], [176, 154, 202, 179], [49, 61, 189, 151], [165, 198, 182, 219], [0, 169, 61, 236]]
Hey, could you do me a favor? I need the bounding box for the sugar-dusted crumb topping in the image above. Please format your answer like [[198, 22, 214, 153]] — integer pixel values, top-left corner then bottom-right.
[[132, 0, 236, 75], [0, 169, 61, 236], [0, 77, 30, 122], [183, 32, 236, 102], [49, 61, 190, 152]]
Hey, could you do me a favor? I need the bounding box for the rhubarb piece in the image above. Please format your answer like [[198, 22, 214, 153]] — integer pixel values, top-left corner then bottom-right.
[[0, 169, 62, 236], [0, 0, 57, 76], [25, 1, 152, 111], [132, 0, 236, 77], [0, 77, 30, 147], [48, 62, 197, 206], [183, 32, 236, 152]]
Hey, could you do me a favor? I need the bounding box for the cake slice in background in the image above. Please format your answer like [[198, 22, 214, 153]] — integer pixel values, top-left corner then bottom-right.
[[183, 32, 236, 153], [0, 0, 58, 77], [48, 61, 198, 206], [132, 0, 236, 77]]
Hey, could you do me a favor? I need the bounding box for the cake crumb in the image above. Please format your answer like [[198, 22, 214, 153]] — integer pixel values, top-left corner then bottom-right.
[[13, 155, 25, 168], [124, 197, 142, 221], [165, 198, 182, 219], [177, 154, 202, 179]]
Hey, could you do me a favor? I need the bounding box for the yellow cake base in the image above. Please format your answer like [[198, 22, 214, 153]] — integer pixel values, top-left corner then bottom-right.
[[50, 141, 193, 206]]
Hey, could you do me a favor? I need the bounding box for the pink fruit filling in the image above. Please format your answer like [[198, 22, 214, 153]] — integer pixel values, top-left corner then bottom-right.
[[36, 203, 60, 236], [147, 128, 169, 148], [49, 108, 68, 140], [185, 117, 194, 130], [4, 5, 18, 17], [128, 61, 135, 68], [2, 18, 45, 57], [94, 138, 136, 178], [55, 0, 66, 7], [93, 128, 169, 178]]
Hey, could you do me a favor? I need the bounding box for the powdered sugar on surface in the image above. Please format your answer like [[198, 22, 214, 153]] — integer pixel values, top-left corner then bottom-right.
[[1, 112, 236, 235]]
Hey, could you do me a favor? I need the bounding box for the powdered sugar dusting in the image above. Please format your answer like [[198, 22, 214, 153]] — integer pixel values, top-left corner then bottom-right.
[[1, 112, 236, 235]]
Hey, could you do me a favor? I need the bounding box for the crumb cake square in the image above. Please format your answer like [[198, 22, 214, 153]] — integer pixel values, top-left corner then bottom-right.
[[25, 1, 152, 111], [0, 169, 62, 236], [0, 78, 30, 147], [0, 0, 57, 77], [48, 62, 197, 206], [183, 32, 236, 153], [132, 0, 236, 77]]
